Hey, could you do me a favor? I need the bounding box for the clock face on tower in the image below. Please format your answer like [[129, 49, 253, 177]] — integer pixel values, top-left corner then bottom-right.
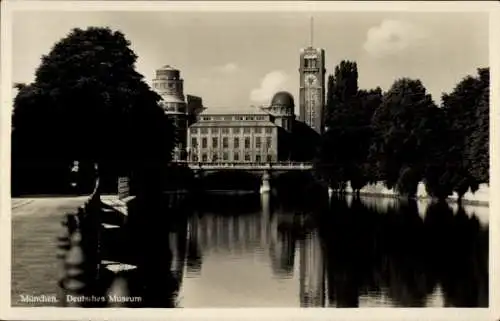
[[305, 73, 318, 87]]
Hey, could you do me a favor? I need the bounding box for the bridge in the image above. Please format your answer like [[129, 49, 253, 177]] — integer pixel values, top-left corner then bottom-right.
[[173, 161, 314, 193], [174, 161, 313, 171]]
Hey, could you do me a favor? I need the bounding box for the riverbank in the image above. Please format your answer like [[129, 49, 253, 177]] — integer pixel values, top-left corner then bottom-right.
[[331, 182, 489, 207]]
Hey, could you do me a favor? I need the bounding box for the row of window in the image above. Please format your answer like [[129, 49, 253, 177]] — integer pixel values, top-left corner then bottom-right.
[[304, 58, 319, 68], [200, 115, 268, 121], [153, 82, 180, 90], [191, 136, 272, 149], [191, 127, 273, 135], [192, 152, 274, 163], [163, 106, 186, 113]]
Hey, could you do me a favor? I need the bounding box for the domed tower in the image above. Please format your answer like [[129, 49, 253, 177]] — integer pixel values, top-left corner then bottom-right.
[[265, 91, 295, 132], [152, 65, 188, 160]]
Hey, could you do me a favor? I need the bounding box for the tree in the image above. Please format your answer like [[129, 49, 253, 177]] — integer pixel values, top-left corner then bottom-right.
[[468, 87, 489, 183], [324, 61, 358, 128], [12, 27, 175, 196], [317, 61, 382, 193], [440, 67, 489, 199], [370, 78, 438, 197], [350, 88, 382, 190], [317, 61, 359, 190]]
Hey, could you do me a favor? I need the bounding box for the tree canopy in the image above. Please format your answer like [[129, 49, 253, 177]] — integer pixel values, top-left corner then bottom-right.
[[316, 61, 489, 201], [12, 27, 176, 195]]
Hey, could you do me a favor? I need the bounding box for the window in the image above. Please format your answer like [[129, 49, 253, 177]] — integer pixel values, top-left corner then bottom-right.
[[202, 153, 208, 162], [255, 137, 261, 149], [212, 153, 218, 162], [223, 152, 229, 161], [234, 137, 240, 148], [192, 154, 198, 162], [267, 154, 273, 162], [266, 137, 272, 149], [191, 137, 198, 148], [191, 128, 198, 134], [255, 127, 262, 134], [212, 137, 218, 148], [201, 128, 208, 134], [211, 128, 219, 134], [244, 137, 251, 149], [202, 137, 208, 148], [244, 127, 251, 134], [245, 153, 251, 161], [233, 128, 240, 134], [222, 127, 229, 134], [223, 137, 229, 148], [234, 152, 239, 161], [265, 127, 273, 134], [256, 155, 261, 163]]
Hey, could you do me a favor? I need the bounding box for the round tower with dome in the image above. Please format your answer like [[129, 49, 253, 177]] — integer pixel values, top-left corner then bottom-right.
[[263, 91, 295, 132], [152, 65, 188, 160]]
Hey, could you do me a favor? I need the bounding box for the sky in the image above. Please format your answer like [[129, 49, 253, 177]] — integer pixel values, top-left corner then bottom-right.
[[12, 10, 489, 112]]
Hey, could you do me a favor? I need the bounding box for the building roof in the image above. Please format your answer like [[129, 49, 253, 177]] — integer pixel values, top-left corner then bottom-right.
[[200, 106, 270, 116], [159, 94, 185, 104], [190, 120, 277, 128], [159, 64, 178, 71], [270, 91, 294, 108]]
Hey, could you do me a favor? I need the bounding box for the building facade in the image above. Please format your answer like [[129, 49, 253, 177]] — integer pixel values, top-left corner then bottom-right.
[[152, 65, 203, 160], [298, 47, 326, 134], [187, 107, 279, 163], [186, 92, 297, 163]]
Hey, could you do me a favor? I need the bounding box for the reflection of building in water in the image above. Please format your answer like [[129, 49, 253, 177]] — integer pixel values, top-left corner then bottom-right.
[[169, 229, 188, 283], [299, 230, 325, 307], [268, 209, 296, 277], [187, 196, 297, 278], [186, 196, 327, 306], [189, 209, 271, 254], [186, 214, 203, 275]]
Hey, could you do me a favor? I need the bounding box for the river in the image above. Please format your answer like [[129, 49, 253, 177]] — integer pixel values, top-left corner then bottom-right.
[[159, 193, 489, 308]]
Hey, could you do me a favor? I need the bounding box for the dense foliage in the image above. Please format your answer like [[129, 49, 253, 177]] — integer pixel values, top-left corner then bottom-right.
[[316, 60, 489, 200], [12, 27, 176, 195]]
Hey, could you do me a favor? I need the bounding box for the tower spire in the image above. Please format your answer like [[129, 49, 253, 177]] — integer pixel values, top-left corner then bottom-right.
[[310, 16, 314, 47]]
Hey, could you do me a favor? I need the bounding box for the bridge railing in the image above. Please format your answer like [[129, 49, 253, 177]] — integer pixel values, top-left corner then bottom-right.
[[172, 161, 313, 169]]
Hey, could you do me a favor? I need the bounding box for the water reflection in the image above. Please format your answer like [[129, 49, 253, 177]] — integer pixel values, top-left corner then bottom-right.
[[107, 193, 488, 308]]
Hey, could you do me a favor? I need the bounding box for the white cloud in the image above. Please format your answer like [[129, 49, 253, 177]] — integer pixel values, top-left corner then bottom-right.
[[363, 19, 428, 58], [250, 71, 289, 104], [216, 62, 239, 74]]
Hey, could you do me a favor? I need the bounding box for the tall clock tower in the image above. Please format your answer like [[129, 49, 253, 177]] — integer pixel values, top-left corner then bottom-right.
[[299, 19, 326, 134]]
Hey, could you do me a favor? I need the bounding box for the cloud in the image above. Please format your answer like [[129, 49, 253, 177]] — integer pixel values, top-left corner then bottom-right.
[[250, 71, 289, 104], [363, 19, 428, 58], [216, 62, 239, 74]]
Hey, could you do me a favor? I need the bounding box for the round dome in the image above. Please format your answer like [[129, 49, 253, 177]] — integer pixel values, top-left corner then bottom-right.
[[271, 91, 294, 109], [160, 65, 177, 71], [156, 65, 180, 80]]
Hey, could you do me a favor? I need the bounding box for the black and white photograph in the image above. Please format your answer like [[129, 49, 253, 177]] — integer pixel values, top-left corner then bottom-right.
[[1, 1, 497, 320]]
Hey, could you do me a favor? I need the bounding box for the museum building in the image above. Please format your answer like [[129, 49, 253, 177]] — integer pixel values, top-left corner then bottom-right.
[[186, 92, 296, 163]]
